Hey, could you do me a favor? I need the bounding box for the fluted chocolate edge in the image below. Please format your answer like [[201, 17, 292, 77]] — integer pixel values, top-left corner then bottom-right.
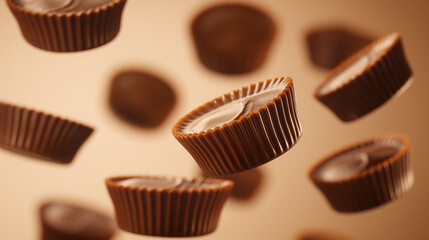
[[172, 77, 302, 177], [315, 32, 412, 121], [0, 102, 93, 163], [309, 134, 413, 212], [6, 0, 126, 52], [105, 176, 233, 237]]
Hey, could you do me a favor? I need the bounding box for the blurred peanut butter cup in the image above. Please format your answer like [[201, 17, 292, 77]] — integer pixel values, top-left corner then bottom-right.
[[105, 176, 233, 237], [6, 0, 127, 52], [40, 201, 116, 240], [315, 32, 412, 121], [0, 102, 93, 164], [309, 134, 413, 212], [191, 3, 275, 74], [173, 77, 302, 177]]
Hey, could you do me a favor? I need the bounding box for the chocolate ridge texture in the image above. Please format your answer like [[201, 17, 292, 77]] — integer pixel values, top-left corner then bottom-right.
[[172, 77, 302, 177], [6, 0, 127, 52], [309, 134, 413, 212], [314, 32, 412, 121], [0, 102, 93, 164], [105, 176, 233, 237]]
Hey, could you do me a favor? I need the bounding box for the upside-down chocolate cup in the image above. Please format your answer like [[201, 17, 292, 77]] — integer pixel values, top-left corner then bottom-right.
[[105, 176, 233, 237], [0, 102, 93, 164], [173, 77, 302, 177], [191, 4, 276, 74], [309, 135, 413, 212], [40, 201, 116, 240], [6, 0, 127, 52], [315, 32, 412, 121]]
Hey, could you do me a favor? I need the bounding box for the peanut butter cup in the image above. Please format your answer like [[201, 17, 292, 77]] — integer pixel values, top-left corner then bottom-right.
[[309, 135, 413, 212], [173, 77, 302, 177], [315, 32, 412, 121], [40, 201, 116, 240], [105, 176, 233, 237], [0, 102, 93, 164], [6, 0, 126, 52], [191, 4, 275, 74]]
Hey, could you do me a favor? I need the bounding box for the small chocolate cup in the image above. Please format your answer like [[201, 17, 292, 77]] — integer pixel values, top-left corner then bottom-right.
[[309, 135, 413, 212], [40, 201, 116, 240], [105, 176, 233, 237], [191, 3, 276, 74], [173, 77, 302, 177], [0, 102, 93, 164], [314, 32, 412, 121], [6, 0, 127, 52], [296, 230, 351, 240]]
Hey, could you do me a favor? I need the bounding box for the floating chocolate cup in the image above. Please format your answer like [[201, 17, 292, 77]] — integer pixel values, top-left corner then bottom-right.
[[105, 176, 233, 237], [40, 201, 116, 240], [191, 3, 276, 74], [296, 230, 351, 240], [6, 0, 127, 52], [309, 135, 413, 212], [172, 77, 302, 177], [315, 32, 412, 121], [0, 102, 93, 164]]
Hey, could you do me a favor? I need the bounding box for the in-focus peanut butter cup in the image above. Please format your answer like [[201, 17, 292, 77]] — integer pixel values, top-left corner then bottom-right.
[[0, 102, 93, 164], [105, 176, 233, 237], [40, 201, 116, 240], [191, 3, 276, 74], [315, 32, 413, 121], [6, 0, 127, 52], [309, 135, 413, 212], [172, 77, 302, 177]]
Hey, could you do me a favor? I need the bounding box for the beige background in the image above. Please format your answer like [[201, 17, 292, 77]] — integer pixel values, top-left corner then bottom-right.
[[1, 0, 429, 239]]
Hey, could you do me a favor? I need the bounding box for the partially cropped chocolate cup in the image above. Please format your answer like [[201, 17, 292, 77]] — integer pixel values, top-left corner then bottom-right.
[[0, 102, 93, 164], [40, 201, 116, 240], [296, 230, 351, 240], [309, 135, 413, 212], [105, 176, 233, 237], [6, 0, 127, 52], [315, 32, 412, 121], [173, 77, 302, 177], [191, 4, 275, 74]]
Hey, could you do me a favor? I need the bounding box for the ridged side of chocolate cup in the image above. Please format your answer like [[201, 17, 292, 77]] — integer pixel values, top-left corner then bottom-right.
[[105, 176, 233, 237], [0, 102, 93, 163], [173, 77, 302, 177], [315, 32, 412, 121], [309, 135, 413, 212], [6, 0, 126, 52]]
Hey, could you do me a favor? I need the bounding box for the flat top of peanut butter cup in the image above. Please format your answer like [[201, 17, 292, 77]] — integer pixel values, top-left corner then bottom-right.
[[176, 77, 291, 134], [41, 201, 115, 237], [312, 136, 405, 182], [12, 0, 113, 13], [316, 32, 399, 96], [112, 176, 231, 190]]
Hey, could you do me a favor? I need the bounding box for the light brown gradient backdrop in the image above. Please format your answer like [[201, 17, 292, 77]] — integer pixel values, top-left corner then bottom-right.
[[1, 0, 428, 239]]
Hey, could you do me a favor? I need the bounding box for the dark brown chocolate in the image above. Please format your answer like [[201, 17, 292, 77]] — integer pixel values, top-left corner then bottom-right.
[[13, 0, 111, 12], [296, 230, 351, 240], [307, 27, 374, 69], [192, 4, 275, 74], [109, 70, 176, 128], [40, 201, 116, 240]]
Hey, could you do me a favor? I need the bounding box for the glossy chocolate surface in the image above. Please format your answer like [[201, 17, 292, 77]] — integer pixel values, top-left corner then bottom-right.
[[13, 0, 112, 12]]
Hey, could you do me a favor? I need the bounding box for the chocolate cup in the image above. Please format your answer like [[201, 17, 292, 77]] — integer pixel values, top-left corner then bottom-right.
[[6, 0, 126, 52], [172, 77, 302, 177], [309, 135, 413, 212], [105, 176, 233, 237], [0, 102, 93, 164], [191, 4, 275, 74], [296, 230, 351, 240], [314, 32, 412, 121], [40, 201, 116, 240]]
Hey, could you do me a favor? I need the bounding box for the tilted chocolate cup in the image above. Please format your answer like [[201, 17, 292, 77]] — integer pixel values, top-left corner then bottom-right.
[[0, 102, 93, 164], [173, 77, 302, 177], [6, 0, 127, 52], [309, 134, 413, 212], [315, 32, 412, 121], [105, 176, 233, 237]]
